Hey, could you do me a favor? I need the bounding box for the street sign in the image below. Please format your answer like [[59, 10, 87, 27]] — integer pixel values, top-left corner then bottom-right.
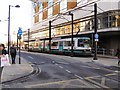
[[18, 27, 22, 36], [95, 38, 99, 41], [95, 33, 99, 39]]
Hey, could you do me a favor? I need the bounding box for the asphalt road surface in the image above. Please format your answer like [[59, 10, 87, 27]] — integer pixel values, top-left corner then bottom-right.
[[2, 51, 119, 89]]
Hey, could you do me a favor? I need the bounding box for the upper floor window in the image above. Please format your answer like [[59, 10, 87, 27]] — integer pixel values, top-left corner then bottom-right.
[[39, 2, 43, 22], [60, 0, 67, 13], [77, 0, 87, 6], [39, 2, 42, 11], [48, 0, 53, 18]]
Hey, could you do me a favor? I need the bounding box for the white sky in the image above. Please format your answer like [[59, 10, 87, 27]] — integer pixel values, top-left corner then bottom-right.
[[0, 0, 32, 43]]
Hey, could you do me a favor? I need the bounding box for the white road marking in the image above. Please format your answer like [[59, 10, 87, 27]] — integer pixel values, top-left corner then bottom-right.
[[59, 66, 63, 69], [115, 71, 118, 73], [52, 61, 55, 63], [55, 64, 58, 65], [74, 74, 83, 79], [58, 62, 69, 65], [40, 62, 45, 64], [80, 66, 100, 69], [65, 70, 71, 73], [101, 77, 106, 85], [28, 56, 34, 59]]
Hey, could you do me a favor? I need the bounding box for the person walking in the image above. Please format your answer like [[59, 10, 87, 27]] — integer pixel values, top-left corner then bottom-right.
[[116, 48, 120, 65], [1, 44, 7, 55], [0, 44, 7, 83], [10, 45, 16, 64]]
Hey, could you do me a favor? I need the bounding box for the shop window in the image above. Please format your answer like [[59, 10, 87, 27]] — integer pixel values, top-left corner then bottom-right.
[[109, 15, 116, 27], [116, 15, 120, 27], [102, 16, 108, 28]]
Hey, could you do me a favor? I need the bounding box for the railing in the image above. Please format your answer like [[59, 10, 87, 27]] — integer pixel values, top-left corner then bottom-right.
[[92, 48, 116, 56]]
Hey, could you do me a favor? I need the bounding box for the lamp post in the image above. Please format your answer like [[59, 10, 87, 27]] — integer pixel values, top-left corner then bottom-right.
[[8, 5, 20, 55]]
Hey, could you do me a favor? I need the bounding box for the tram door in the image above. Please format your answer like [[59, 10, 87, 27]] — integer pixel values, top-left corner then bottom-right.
[[59, 41, 63, 51]]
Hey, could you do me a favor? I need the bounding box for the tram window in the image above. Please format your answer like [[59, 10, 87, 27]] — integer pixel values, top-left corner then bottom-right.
[[78, 40, 84, 47], [59, 42, 63, 46], [64, 41, 73, 46], [78, 39, 90, 47], [52, 42, 58, 46]]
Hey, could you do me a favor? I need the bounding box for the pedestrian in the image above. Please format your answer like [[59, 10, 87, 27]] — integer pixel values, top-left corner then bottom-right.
[[10, 45, 16, 64], [1, 44, 7, 55], [116, 48, 120, 65], [0, 44, 7, 83]]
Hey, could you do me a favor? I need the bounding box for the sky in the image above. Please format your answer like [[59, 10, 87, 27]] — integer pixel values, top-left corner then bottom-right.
[[0, 0, 32, 43]]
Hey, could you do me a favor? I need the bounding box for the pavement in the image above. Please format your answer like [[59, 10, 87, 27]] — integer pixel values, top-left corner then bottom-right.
[[1, 51, 119, 83], [1, 55, 33, 83]]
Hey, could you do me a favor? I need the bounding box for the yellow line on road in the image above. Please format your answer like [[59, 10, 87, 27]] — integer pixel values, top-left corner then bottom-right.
[[85, 75, 101, 79], [105, 73, 117, 76], [25, 79, 79, 88]]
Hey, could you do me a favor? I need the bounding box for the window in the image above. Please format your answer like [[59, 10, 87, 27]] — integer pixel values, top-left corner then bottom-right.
[[102, 16, 108, 28], [116, 15, 120, 27], [48, 0, 53, 18], [64, 41, 74, 46], [39, 2, 43, 22], [59, 42, 63, 46], [80, 21, 86, 31], [52, 42, 58, 46], [77, 0, 87, 6], [109, 15, 116, 27], [78, 39, 90, 47], [60, 0, 67, 13]]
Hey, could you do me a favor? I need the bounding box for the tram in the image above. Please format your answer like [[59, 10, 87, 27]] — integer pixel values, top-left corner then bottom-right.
[[28, 37, 92, 56]]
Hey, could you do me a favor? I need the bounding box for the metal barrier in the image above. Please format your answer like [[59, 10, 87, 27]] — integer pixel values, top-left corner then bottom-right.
[[97, 48, 116, 56]]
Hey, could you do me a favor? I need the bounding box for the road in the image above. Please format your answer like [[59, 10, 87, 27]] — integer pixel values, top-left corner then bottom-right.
[[3, 51, 119, 89]]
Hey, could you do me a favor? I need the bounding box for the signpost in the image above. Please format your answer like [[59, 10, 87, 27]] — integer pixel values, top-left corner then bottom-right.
[[95, 33, 99, 42], [18, 27, 22, 64]]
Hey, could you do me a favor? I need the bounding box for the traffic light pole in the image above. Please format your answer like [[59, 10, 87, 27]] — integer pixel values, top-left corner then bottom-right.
[[19, 38, 21, 64], [17, 33, 18, 50], [28, 29, 30, 51]]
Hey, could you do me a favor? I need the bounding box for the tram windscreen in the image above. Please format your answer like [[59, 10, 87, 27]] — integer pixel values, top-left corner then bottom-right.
[[78, 39, 90, 48]]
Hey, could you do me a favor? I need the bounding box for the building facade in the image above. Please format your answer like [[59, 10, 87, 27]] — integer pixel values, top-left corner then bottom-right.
[[23, 0, 120, 55]]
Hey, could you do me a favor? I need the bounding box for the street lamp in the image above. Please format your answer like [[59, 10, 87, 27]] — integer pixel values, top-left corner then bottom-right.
[[8, 5, 20, 55]]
